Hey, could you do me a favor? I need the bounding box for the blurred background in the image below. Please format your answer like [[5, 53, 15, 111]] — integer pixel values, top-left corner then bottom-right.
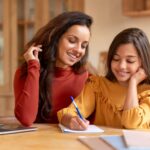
[[0, 0, 150, 116]]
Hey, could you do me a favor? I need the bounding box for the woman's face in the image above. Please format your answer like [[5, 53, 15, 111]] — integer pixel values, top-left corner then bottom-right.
[[111, 43, 141, 86], [56, 25, 90, 68]]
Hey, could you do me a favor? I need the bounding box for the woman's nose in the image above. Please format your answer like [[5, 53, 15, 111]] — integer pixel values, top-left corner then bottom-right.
[[75, 44, 82, 52]]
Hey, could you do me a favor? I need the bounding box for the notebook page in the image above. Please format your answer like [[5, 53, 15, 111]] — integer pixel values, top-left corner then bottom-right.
[[58, 124, 104, 133]]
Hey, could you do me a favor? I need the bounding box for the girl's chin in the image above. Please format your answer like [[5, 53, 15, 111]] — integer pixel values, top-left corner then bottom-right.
[[116, 77, 130, 82], [117, 79, 130, 85]]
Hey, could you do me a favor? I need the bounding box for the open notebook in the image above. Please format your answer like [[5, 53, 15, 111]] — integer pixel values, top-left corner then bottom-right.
[[58, 124, 104, 133], [0, 124, 37, 135]]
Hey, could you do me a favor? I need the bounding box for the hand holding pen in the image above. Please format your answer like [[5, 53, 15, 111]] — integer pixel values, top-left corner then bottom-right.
[[69, 96, 89, 130]]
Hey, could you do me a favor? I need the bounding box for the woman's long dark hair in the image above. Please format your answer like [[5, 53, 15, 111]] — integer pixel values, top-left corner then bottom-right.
[[20, 11, 93, 121], [106, 27, 150, 84]]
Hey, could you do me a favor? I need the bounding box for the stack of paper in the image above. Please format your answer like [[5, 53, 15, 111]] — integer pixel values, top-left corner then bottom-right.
[[123, 130, 150, 148]]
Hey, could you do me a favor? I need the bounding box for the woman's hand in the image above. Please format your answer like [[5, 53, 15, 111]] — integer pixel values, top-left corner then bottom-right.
[[24, 45, 42, 62], [130, 68, 147, 85], [61, 114, 89, 130]]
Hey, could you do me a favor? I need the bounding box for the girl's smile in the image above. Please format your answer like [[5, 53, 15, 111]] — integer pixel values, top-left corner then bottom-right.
[[111, 43, 141, 86]]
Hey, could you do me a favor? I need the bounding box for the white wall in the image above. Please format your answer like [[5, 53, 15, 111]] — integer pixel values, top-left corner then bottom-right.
[[85, 0, 150, 71]]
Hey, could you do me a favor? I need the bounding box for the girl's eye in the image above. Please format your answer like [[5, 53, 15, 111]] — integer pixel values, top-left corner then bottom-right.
[[112, 57, 120, 61], [127, 60, 136, 63]]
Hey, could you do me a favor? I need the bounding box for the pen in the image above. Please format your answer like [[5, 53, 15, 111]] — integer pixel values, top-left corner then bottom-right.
[[70, 96, 84, 120]]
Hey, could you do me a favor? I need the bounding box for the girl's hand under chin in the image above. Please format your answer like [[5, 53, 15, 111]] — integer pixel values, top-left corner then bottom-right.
[[130, 68, 147, 85]]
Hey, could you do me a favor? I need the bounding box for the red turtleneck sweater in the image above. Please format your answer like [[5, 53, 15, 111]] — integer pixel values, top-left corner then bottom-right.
[[14, 60, 88, 126]]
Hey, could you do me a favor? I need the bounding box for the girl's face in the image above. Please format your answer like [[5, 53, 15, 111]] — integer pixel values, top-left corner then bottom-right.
[[111, 43, 141, 86], [56, 25, 90, 68]]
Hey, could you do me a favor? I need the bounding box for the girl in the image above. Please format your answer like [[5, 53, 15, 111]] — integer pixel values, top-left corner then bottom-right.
[[58, 28, 150, 130], [14, 11, 93, 126]]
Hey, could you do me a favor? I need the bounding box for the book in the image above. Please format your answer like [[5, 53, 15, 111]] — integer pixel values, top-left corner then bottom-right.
[[0, 124, 37, 135], [123, 130, 150, 148], [58, 124, 104, 133]]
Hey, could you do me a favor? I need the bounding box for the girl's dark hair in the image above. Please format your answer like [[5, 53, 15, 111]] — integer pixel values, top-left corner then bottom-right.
[[106, 27, 150, 84], [20, 11, 93, 122]]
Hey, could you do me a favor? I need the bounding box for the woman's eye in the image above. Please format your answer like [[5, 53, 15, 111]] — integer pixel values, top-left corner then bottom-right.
[[81, 44, 87, 49], [69, 38, 76, 43]]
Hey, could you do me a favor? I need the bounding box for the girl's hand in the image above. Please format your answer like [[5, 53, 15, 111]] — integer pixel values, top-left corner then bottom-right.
[[131, 68, 147, 85], [69, 116, 89, 130], [23, 45, 42, 62]]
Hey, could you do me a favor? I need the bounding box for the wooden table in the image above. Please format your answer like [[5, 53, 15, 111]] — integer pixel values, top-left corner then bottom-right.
[[0, 117, 122, 150]]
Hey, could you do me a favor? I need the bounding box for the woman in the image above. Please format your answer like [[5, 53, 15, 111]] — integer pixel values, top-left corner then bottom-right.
[[14, 11, 93, 126], [58, 28, 150, 130]]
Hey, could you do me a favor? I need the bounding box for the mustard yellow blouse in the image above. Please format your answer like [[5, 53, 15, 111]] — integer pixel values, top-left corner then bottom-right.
[[57, 75, 150, 129]]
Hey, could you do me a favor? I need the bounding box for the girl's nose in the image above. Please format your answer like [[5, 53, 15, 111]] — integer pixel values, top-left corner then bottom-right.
[[119, 60, 126, 69]]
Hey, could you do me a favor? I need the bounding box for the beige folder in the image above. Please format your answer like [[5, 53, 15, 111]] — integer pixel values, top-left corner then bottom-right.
[[78, 136, 116, 150]]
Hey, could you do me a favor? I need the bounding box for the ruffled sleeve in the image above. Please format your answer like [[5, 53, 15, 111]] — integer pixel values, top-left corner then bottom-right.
[[121, 90, 150, 129], [57, 75, 100, 122]]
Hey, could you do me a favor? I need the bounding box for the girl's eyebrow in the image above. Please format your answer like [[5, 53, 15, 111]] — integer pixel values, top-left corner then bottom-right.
[[126, 55, 138, 58], [114, 53, 138, 58]]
